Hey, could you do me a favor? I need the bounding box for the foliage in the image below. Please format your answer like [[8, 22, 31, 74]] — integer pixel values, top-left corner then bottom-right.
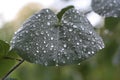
[[0, 0, 120, 80]]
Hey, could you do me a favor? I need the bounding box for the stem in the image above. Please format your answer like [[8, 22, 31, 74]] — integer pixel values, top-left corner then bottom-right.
[[2, 60, 24, 80]]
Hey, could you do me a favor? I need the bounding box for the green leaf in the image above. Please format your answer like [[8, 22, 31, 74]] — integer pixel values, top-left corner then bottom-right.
[[11, 8, 104, 66], [105, 17, 120, 31], [0, 40, 10, 58], [0, 58, 16, 78], [0, 40, 20, 78], [57, 6, 74, 22]]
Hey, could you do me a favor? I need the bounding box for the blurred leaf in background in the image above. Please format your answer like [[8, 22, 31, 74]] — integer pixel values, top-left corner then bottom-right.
[[0, 2, 42, 43]]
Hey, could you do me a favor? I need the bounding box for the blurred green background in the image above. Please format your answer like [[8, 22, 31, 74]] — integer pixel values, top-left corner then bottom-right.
[[0, 1, 120, 80]]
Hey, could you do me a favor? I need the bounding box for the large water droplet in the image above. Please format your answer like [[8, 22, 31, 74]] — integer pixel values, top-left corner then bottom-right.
[[69, 28, 73, 32], [63, 44, 67, 48]]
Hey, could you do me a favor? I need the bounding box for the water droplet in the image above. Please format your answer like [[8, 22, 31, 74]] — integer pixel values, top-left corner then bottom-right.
[[44, 41, 46, 43], [58, 53, 60, 56], [68, 38, 71, 41], [73, 25, 77, 28], [51, 37, 54, 40], [44, 37, 46, 39], [34, 53, 37, 56], [69, 28, 73, 32], [36, 43, 39, 46], [63, 44, 67, 48], [51, 44, 54, 48], [35, 32, 39, 36], [47, 22, 50, 26], [44, 62, 48, 66], [56, 64, 58, 66], [46, 9, 49, 12], [61, 48, 64, 51], [98, 45, 102, 49], [91, 51, 94, 54], [53, 59, 56, 61], [33, 25, 36, 27], [43, 50, 46, 53], [89, 31, 92, 34], [67, 57, 70, 60], [36, 50, 39, 53], [63, 61, 65, 63], [25, 31, 28, 33], [78, 56, 81, 59], [77, 42, 80, 45], [26, 48, 29, 50], [78, 63, 80, 65], [79, 39, 82, 42], [48, 15, 51, 19], [88, 52, 91, 54], [41, 31, 44, 35], [63, 20, 67, 23], [47, 34, 50, 36], [46, 44, 48, 47], [38, 14, 41, 17]]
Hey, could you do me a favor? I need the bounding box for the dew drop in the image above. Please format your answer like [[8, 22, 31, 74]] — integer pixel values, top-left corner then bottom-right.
[[34, 53, 37, 56], [46, 44, 48, 47], [46, 9, 49, 12], [63, 61, 65, 63], [89, 31, 92, 34], [36, 50, 39, 53], [51, 44, 54, 48], [36, 43, 39, 46], [63, 20, 67, 23], [47, 22, 50, 26], [41, 31, 44, 35], [61, 48, 64, 51], [53, 59, 56, 61], [58, 53, 60, 56], [78, 63, 80, 65], [63, 44, 67, 48], [33, 25, 36, 27], [77, 42, 80, 45], [38, 14, 41, 17], [47, 34, 50, 36], [25, 31, 28, 33], [44, 37, 47, 39], [26, 48, 29, 50], [91, 51, 94, 54], [79, 39, 82, 42], [50, 37, 54, 40], [78, 56, 81, 59], [43, 50, 46, 53], [88, 51, 91, 54], [69, 28, 73, 32], [73, 25, 77, 28], [56, 64, 58, 66], [67, 57, 70, 60], [68, 38, 71, 41], [35, 32, 39, 36], [44, 62, 48, 66], [44, 41, 46, 43]]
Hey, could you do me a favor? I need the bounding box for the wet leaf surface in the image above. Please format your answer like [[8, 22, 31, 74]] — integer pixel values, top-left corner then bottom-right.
[[92, 0, 120, 17], [11, 8, 104, 66]]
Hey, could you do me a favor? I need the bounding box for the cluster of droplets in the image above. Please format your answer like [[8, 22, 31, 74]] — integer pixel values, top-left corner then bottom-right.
[[11, 8, 105, 66], [92, 0, 120, 17]]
